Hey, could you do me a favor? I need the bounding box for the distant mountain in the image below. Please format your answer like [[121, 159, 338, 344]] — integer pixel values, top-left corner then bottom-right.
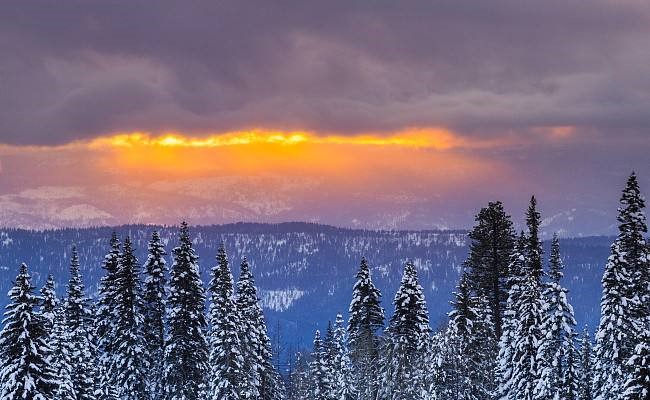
[[0, 222, 611, 347]]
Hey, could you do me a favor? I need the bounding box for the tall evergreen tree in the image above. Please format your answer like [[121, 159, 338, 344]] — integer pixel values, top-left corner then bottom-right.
[[578, 329, 593, 400], [563, 337, 580, 400], [236, 256, 283, 400], [0, 264, 57, 400], [525, 196, 544, 281], [347, 258, 384, 400], [378, 261, 430, 400], [40, 274, 57, 333], [464, 201, 515, 337], [51, 305, 77, 400], [535, 234, 577, 400], [112, 236, 147, 400], [163, 222, 209, 400], [65, 246, 97, 400], [142, 230, 168, 400], [95, 233, 121, 400], [622, 328, 650, 400], [207, 245, 246, 400], [593, 173, 649, 400], [309, 330, 334, 400], [332, 314, 354, 400]]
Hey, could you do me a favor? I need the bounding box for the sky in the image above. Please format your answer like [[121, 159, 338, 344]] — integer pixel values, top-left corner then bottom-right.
[[0, 0, 649, 236]]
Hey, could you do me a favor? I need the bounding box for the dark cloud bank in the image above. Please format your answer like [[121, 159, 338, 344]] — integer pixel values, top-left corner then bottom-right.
[[1, 0, 650, 145]]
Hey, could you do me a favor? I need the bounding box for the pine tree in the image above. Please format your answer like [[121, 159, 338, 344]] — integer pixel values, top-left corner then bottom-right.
[[65, 247, 97, 400], [563, 336, 580, 400], [236, 256, 283, 400], [207, 245, 246, 400], [163, 222, 209, 400], [142, 230, 168, 400], [378, 261, 430, 400], [40, 274, 57, 333], [332, 314, 354, 400], [525, 196, 544, 281], [464, 201, 515, 338], [309, 330, 334, 400], [535, 234, 577, 400], [621, 328, 650, 400], [112, 236, 147, 400], [578, 329, 593, 400], [347, 258, 384, 400], [593, 173, 649, 400], [0, 264, 57, 400], [51, 305, 77, 400], [495, 233, 527, 400], [95, 233, 121, 400]]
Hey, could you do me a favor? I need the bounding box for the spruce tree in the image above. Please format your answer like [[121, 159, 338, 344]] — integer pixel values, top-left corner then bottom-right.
[[236, 256, 283, 400], [563, 337, 580, 400], [378, 261, 430, 400], [464, 201, 515, 337], [207, 245, 246, 400], [578, 329, 593, 400], [332, 314, 354, 400], [112, 236, 147, 400], [142, 230, 168, 400], [535, 234, 577, 400], [622, 328, 650, 400], [40, 274, 57, 333], [51, 305, 77, 400], [64, 246, 97, 400], [0, 264, 57, 400], [593, 173, 649, 400], [163, 222, 209, 400], [347, 258, 384, 400], [309, 330, 334, 400], [95, 233, 121, 400]]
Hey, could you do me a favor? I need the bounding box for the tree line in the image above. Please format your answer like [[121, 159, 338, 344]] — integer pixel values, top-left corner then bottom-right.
[[0, 173, 648, 400]]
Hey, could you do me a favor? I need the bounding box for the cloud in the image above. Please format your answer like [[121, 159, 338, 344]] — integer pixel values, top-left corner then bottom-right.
[[1, 0, 650, 145]]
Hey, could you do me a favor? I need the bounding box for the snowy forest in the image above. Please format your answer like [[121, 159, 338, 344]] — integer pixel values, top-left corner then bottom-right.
[[0, 172, 648, 400]]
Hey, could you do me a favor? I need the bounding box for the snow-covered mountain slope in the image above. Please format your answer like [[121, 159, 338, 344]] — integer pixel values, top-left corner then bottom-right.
[[0, 223, 611, 345]]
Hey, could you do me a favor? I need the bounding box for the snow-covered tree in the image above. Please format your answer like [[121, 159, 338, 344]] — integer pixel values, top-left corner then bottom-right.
[[331, 314, 354, 400], [535, 234, 577, 400], [207, 245, 246, 400], [563, 336, 580, 400], [347, 258, 384, 400], [309, 330, 334, 400], [142, 230, 168, 400], [40, 274, 57, 333], [163, 222, 209, 400], [64, 246, 97, 400], [593, 173, 649, 400], [464, 201, 515, 337], [112, 236, 147, 400], [378, 261, 430, 400], [236, 256, 283, 400], [95, 233, 121, 400], [578, 329, 593, 400], [0, 263, 57, 400], [621, 328, 650, 400], [51, 305, 77, 400]]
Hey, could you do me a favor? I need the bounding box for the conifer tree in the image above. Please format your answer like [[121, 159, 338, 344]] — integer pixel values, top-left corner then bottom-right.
[[236, 256, 283, 400], [112, 236, 147, 400], [593, 173, 649, 400], [378, 261, 430, 400], [563, 337, 580, 400], [40, 274, 57, 333], [95, 233, 121, 400], [495, 233, 527, 400], [65, 246, 97, 400], [163, 222, 209, 400], [347, 258, 384, 400], [464, 201, 515, 337], [535, 234, 577, 400], [207, 245, 246, 400], [0, 264, 57, 400], [51, 305, 77, 400], [578, 329, 593, 400], [309, 330, 334, 400], [142, 230, 168, 400], [332, 314, 354, 400], [622, 328, 650, 400]]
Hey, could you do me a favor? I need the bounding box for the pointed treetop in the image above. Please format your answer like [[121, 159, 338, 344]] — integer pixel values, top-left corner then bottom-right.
[[548, 233, 564, 284]]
